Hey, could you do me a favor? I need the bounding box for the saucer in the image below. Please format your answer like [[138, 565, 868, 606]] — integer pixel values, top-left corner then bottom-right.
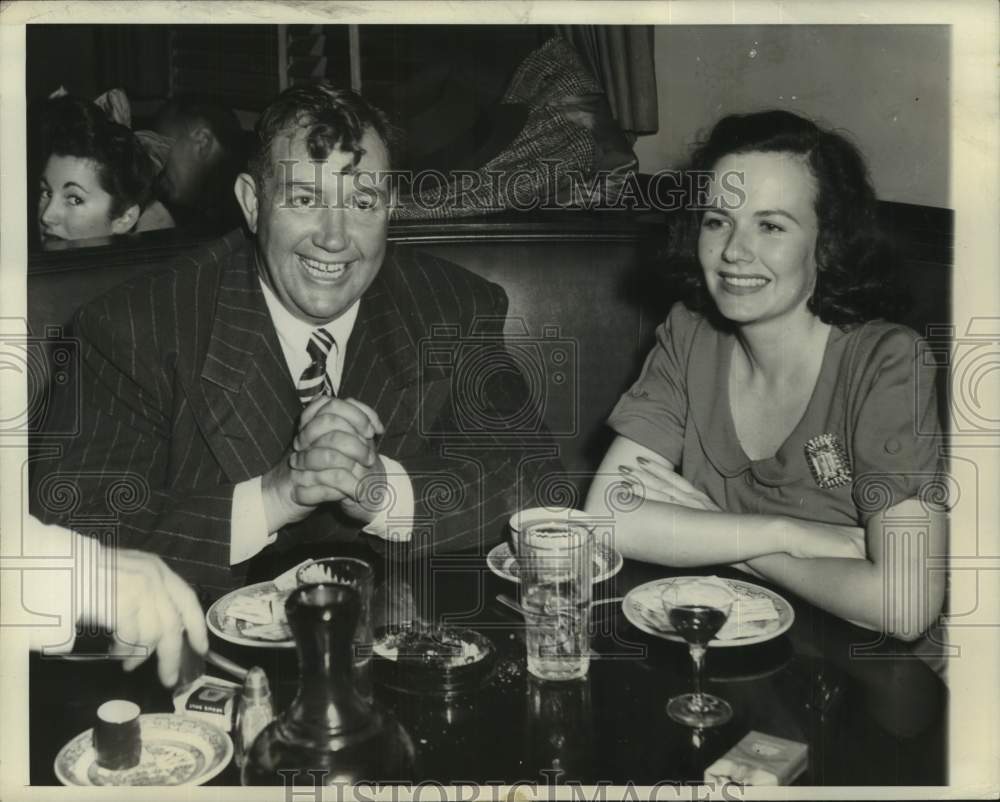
[[486, 541, 623, 584], [54, 713, 232, 786]]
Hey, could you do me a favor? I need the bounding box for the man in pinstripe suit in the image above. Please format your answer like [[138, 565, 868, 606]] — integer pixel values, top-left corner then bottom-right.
[[32, 84, 561, 602]]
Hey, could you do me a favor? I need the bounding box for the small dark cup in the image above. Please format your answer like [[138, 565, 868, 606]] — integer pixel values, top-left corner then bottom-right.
[[93, 700, 142, 770]]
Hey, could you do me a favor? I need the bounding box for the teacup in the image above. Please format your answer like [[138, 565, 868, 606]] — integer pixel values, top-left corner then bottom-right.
[[508, 507, 592, 554]]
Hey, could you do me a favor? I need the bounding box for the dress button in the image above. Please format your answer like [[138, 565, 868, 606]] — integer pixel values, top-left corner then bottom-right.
[[744, 472, 754, 486], [884, 438, 901, 454]]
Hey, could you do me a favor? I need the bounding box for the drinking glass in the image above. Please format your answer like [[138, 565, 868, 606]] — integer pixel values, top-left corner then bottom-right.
[[297, 557, 375, 701], [517, 520, 594, 681], [661, 578, 735, 727], [525, 674, 595, 780]]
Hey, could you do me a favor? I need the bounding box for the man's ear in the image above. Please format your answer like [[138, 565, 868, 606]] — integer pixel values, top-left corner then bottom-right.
[[234, 173, 260, 233], [188, 125, 218, 161], [110, 203, 140, 234]]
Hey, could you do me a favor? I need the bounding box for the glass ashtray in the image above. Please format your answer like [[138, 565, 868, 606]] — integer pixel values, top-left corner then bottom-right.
[[372, 625, 496, 697]]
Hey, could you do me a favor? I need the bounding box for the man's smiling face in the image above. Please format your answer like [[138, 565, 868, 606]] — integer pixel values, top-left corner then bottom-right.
[[237, 127, 390, 325]]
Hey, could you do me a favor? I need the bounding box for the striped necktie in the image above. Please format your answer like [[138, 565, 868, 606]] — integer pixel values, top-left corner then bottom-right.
[[297, 328, 336, 405]]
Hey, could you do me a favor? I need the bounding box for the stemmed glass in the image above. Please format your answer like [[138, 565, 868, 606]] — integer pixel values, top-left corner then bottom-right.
[[661, 578, 735, 728]]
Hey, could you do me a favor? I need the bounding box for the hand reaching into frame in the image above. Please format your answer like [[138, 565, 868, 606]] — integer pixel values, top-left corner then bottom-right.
[[90, 548, 209, 688], [24, 516, 208, 688]]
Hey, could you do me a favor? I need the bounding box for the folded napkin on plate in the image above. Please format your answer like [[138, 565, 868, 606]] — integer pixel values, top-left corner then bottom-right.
[[239, 621, 292, 641], [716, 596, 780, 640], [224, 560, 314, 627], [226, 595, 283, 625], [632, 576, 780, 641]]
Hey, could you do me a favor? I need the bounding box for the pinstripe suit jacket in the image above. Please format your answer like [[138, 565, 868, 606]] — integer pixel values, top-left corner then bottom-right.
[[32, 230, 562, 600]]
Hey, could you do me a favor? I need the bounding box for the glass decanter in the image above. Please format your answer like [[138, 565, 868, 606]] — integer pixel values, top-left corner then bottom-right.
[[241, 583, 415, 786]]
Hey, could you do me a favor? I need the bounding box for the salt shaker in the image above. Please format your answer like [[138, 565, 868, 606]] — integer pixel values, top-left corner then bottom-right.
[[234, 667, 274, 768]]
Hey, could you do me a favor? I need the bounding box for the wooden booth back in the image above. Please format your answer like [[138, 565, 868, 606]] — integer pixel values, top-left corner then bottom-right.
[[25, 203, 952, 499]]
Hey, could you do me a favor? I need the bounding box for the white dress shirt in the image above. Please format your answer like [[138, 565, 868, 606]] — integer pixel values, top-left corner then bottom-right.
[[229, 279, 414, 565]]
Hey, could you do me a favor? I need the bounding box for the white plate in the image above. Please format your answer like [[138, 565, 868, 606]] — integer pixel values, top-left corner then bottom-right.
[[623, 576, 794, 648], [54, 713, 233, 786], [206, 581, 294, 648], [487, 541, 623, 584]]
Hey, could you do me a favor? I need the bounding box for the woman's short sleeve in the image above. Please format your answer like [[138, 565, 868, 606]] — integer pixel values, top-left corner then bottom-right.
[[607, 303, 699, 465], [849, 326, 945, 523]]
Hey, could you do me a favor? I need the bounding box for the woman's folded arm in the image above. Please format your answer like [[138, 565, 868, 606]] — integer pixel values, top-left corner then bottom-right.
[[584, 436, 863, 567], [743, 498, 946, 641], [587, 436, 946, 639]]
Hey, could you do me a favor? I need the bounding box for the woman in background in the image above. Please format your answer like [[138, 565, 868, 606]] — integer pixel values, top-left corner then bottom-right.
[[36, 97, 172, 248], [586, 110, 946, 640]]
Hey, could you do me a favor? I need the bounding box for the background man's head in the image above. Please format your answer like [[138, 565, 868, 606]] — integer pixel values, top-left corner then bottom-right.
[[152, 94, 247, 219], [236, 82, 396, 326]]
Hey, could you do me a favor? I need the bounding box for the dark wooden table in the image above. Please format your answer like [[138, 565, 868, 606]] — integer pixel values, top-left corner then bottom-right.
[[30, 558, 946, 787]]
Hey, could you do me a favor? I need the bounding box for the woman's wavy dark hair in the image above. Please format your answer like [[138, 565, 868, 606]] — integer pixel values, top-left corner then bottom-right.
[[41, 97, 156, 219], [248, 81, 399, 195], [669, 110, 907, 326]]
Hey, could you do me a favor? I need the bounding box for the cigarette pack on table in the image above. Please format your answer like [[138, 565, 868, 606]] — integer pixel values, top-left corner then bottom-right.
[[704, 731, 808, 786], [173, 675, 239, 732]]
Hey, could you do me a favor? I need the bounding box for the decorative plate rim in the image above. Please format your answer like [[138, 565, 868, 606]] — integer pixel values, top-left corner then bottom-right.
[[622, 576, 795, 648], [53, 713, 233, 786], [206, 580, 295, 649], [486, 541, 623, 584]]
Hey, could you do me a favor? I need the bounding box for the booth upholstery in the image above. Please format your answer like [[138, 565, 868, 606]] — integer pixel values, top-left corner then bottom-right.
[[25, 203, 952, 502]]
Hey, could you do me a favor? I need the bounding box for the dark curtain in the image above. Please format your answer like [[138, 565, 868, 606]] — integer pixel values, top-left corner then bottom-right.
[[95, 27, 170, 99], [556, 25, 659, 136]]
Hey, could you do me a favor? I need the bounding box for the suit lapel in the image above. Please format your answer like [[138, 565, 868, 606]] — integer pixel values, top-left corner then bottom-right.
[[341, 248, 435, 451], [186, 244, 441, 481], [341, 251, 417, 401], [189, 244, 300, 481]]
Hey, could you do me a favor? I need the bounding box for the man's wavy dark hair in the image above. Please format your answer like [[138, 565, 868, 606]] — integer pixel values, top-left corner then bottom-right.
[[669, 110, 907, 326], [41, 96, 155, 219], [248, 81, 398, 195]]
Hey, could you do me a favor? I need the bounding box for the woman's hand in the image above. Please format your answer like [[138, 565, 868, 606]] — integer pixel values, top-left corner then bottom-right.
[[619, 455, 722, 512]]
